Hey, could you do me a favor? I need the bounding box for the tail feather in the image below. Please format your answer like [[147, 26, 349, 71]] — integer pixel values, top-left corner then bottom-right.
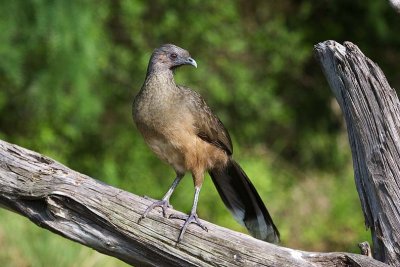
[[209, 159, 280, 243]]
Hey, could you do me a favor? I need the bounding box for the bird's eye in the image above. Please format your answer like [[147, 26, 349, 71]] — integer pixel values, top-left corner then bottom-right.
[[170, 53, 178, 59]]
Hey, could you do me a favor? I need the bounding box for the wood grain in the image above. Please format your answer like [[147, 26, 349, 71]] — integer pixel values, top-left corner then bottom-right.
[[315, 40, 400, 266], [0, 139, 386, 266]]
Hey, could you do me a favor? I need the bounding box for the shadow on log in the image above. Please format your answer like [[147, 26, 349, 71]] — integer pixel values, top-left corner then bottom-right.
[[0, 39, 396, 266]]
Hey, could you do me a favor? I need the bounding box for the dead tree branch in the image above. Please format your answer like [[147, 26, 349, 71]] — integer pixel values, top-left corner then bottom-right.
[[0, 138, 386, 267], [314, 40, 400, 266]]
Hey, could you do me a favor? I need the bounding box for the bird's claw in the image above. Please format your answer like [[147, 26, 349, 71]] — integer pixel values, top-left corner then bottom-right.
[[169, 212, 208, 243], [138, 199, 172, 223]]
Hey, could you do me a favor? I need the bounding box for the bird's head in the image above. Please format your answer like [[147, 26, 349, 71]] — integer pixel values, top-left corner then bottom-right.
[[147, 44, 197, 74]]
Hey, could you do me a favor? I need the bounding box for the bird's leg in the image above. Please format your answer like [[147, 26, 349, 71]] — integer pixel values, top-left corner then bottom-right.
[[138, 174, 183, 222], [169, 186, 208, 243]]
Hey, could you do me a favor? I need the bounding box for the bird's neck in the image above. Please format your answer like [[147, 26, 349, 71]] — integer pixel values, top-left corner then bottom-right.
[[144, 69, 176, 91]]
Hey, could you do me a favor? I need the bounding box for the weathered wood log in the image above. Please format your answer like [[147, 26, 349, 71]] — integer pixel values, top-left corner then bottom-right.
[[314, 40, 400, 266], [0, 139, 386, 266]]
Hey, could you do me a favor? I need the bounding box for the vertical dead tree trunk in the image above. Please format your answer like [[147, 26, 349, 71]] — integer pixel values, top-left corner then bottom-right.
[[314, 41, 400, 266]]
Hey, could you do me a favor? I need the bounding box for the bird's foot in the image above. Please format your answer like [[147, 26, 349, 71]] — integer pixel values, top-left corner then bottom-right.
[[169, 212, 208, 243], [138, 199, 172, 223]]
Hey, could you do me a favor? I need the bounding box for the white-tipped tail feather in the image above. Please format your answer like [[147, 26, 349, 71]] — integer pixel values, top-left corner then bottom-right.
[[209, 159, 280, 243]]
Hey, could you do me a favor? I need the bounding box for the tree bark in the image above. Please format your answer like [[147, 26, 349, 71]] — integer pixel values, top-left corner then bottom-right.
[[0, 139, 386, 267], [314, 40, 400, 266]]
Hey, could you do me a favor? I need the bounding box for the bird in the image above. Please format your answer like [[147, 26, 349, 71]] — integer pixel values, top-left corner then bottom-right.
[[132, 44, 280, 243]]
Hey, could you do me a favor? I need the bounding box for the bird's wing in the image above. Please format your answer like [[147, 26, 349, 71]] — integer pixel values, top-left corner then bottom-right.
[[179, 86, 233, 155]]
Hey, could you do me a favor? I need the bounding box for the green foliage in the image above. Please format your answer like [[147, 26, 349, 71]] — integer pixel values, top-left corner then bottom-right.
[[0, 209, 128, 267], [1, 0, 399, 265]]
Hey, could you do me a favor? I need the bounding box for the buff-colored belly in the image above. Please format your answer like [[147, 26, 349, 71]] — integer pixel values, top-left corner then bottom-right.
[[138, 118, 229, 185], [146, 136, 187, 174], [146, 133, 228, 181]]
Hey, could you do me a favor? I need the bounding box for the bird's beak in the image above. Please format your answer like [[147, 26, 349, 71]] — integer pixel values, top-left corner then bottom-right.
[[186, 57, 197, 68]]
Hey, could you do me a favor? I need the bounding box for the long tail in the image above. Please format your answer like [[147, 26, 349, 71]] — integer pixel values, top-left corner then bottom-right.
[[209, 159, 280, 243]]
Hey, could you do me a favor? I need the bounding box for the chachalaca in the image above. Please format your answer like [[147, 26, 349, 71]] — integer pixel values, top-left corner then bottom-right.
[[133, 44, 280, 243]]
